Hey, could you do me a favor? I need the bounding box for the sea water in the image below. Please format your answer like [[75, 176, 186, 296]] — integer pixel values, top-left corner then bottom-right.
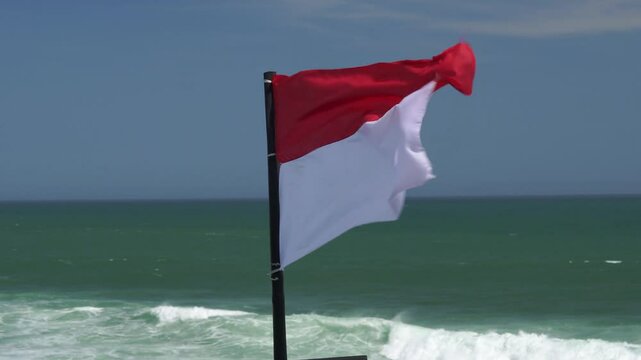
[[1, 197, 640, 359]]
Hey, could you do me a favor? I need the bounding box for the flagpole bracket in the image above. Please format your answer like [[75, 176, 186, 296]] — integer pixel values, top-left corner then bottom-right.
[[268, 263, 283, 280]]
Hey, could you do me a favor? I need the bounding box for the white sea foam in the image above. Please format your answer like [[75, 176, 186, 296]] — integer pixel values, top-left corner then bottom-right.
[[605, 260, 622, 264], [4, 299, 641, 359], [70, 306, 103, 315], [150, 305, 252, 323], [380, 322, 641, 360]]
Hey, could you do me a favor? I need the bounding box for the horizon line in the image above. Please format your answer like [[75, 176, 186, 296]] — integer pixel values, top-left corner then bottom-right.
[[1, 193, 640, 204]]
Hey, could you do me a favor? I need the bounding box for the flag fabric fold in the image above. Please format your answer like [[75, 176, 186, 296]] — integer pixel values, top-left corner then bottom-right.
[[272, 42, 476, 268]]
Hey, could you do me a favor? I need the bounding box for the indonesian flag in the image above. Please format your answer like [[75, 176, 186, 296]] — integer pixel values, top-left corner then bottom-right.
[[272, 42, 476, 268]]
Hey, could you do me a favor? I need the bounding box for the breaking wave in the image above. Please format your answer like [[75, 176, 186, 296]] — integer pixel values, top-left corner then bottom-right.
[[70, 306, 103, 315], [3, 301, 641, 359], [150, 305, 253, 323], [147, 307, 641, 359], [381, 323, 641, 360]]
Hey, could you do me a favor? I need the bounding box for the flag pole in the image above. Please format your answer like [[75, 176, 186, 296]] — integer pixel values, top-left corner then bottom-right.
[[264, 71, 288, 360]]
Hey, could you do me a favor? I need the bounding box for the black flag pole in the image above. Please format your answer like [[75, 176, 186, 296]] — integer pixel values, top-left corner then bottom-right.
[[264, 71, 288, 360]]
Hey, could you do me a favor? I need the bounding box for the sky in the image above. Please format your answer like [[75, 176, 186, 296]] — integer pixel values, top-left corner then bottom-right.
[[1, 0, 640, 201]]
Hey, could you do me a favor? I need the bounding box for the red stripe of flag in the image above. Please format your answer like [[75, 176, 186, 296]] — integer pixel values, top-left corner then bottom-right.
[[272, 42, 476, 163]]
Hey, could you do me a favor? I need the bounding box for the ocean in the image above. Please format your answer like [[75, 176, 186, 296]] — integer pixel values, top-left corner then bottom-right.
[[1, 197, 640, 359]]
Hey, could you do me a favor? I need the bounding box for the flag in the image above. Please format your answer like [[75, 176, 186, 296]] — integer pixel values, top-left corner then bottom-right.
[[272, 42, 476, 268]]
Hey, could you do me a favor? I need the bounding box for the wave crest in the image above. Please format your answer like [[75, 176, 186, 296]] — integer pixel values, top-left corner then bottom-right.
[[70, 306, 103, 315], [150, 305, 252, 323], [381, 323, 641, 360]]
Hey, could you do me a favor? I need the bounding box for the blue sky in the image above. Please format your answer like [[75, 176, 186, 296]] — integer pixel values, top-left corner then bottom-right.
[[1, 0, 640, 200]]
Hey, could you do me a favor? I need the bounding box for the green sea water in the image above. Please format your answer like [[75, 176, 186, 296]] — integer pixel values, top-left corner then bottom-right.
[[1, 197, 641, 359]]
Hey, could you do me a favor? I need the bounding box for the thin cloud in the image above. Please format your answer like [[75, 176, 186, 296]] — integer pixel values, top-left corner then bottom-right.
[[275, 0, 641, 37]]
